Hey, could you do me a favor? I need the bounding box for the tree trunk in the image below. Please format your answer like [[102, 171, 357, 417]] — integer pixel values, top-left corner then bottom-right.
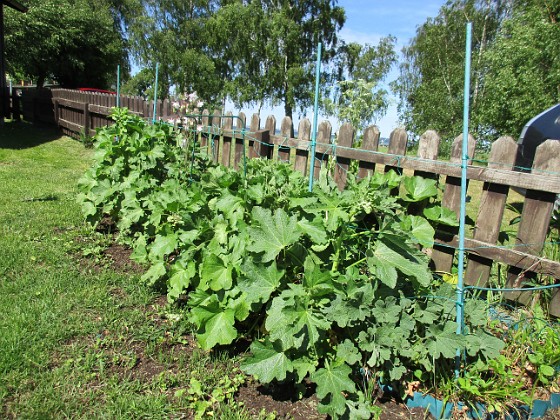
[[36, 74, 45, 89], [284, 101, 294, 137]]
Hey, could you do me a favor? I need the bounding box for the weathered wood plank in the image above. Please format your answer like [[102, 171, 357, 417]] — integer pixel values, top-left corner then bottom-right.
[[259, 134, 560, 193], [506, 140, 560, 306], [265, 115, 277, 161], [431, 134, 477, 273], [311, 121, 332, 180], [465, 136, 517, 286], [294, 118, 311, 176], [436, 236, 560, 279], [414, 130, 440, 180], [248, 113, 261, 159], [384, 128, 408, 176], [58, 118, 83, 134], [233, 112, 247, 170], [221, 111, 233, 167], [278, 117, 292, 163], [357, 125, 380, 179], [334, 123, 355, 190]]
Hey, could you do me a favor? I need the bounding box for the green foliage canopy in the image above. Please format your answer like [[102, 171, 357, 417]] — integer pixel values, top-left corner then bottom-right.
[[5, 0, 128, 88], [392, 0, 507, 149], [478, 0, 560, 136], [393, 0, 560, 147], [208, 0, 346, 121]]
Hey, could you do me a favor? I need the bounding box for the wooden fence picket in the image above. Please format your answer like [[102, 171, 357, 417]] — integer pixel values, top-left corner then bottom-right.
[[334, 123, 355, 190], [505, 140, 560, 316], [294, 118, 311, 176], [278, 117, 292, 163], [431, 134, 476, 273], [357, 125, 380, 179], [465, 136, 517, 287], [233, 112, 247, 170]]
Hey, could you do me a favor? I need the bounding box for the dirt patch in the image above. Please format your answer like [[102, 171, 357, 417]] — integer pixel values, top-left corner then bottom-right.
[[102, 243, 144, 274], [237, 380, 323, 419], [236, 380, 433, 419]]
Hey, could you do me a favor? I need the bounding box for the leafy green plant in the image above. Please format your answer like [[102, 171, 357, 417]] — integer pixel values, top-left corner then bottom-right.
[[181, 368, 246, 419], [79, 108, 507, 418]]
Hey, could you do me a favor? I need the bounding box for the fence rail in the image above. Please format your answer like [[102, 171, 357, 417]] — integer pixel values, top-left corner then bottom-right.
[[6, 88, 560, 316]]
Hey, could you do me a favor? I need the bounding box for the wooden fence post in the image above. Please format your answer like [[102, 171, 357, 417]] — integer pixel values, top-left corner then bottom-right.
[[334, 123, 355, 190], [233, 112, 247, 169], [221, 111, 233, 167], [431, 133, 476, 273], [465, 136, 517, 286], [505, 140, 560, 314], [384, 128, 408, 175], [415, 130, 440, 179], [83, 102, 90, 137], [265, 115, 277, 154], [357, 125, 380, 179], [313, 121, 332, 180], [277, 117, 292, 163], [294, 118, 311, 176], [248, 113, 261, 159]]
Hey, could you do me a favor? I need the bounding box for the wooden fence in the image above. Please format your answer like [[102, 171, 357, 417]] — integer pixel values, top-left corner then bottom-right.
[[12, 88, 560, 316], [197, 110, 560, 317], [50, 88, 184, 138]]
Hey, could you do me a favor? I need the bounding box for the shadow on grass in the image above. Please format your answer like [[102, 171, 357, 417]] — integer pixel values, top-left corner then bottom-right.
[[0, 120, 64, 149]]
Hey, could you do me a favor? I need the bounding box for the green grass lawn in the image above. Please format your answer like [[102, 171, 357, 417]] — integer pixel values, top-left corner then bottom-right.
[[0, 122, 260, 419]]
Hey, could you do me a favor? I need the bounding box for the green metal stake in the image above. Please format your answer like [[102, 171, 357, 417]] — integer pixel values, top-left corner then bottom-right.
[[308, 42, 322, 192], [456, 22, 473, 378], [152, 63, 159, 124], [116, 65, 120, 108]]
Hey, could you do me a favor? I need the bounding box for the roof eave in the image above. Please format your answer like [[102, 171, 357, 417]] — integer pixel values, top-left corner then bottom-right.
[[3, 0, 28, 13]]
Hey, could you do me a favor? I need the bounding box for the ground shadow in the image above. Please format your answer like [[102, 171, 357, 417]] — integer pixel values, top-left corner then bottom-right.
[[0, 120, 63, 150]]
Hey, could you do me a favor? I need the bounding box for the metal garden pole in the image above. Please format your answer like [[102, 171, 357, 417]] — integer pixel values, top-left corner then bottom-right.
[[116, 65, 120, 108], [152, 63, 159, 123], [456, 22, 473, 377], [308, 42, 322, 192]]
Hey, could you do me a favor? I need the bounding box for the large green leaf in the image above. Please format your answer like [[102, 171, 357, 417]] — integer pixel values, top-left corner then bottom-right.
[[402, 176, 438, 202], [308, 191, 350, 232], [141, 261, 167, 286], [424, 205, 459, 226], [267, 286, 331, 351], [247, 207, 302, 262], [241, 341, 293, 383], [200, 253, 234, 291], [149, 233, 178, 261], [336, 340, 362, 365], [168, 259, 196, 301], [367, 241, 432, 288], [238, 261, 284, 304], [297, 216, 328, 244], [311, 361, 356, 416], [426, 322, 465, 359], [190, 297, 238, 350], [400, 215, 435, 248]]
